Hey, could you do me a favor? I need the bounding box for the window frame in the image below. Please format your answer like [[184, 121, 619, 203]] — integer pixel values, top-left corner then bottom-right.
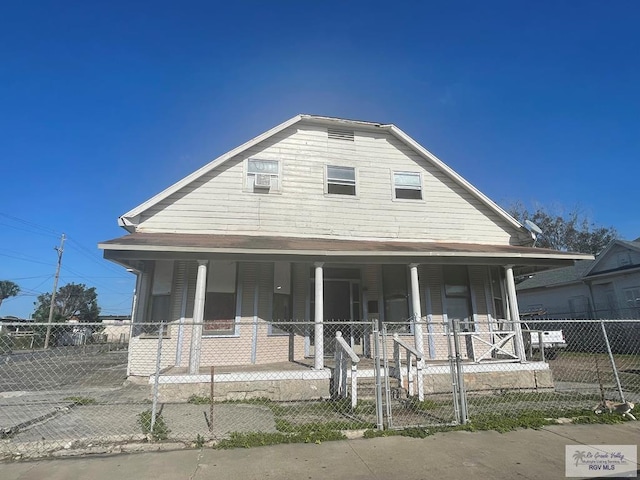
[[392, 171, 423, 200], [269, 291, 293, 336], [202, 262, 240, 337], [325, 165, 357, 196], [245, 158, 281, 193], [269, 262, 293, 336]]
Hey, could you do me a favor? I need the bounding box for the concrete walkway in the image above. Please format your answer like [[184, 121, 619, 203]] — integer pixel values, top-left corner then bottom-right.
[[2, 423, 639, 480]]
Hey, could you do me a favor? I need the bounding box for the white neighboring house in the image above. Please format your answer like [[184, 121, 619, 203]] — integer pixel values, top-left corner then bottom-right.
[[517, 238, 640, 319], [99, 114, 592, 383]]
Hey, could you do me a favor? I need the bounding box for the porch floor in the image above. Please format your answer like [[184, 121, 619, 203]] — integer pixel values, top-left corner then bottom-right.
[[158, 356, 536, 379]]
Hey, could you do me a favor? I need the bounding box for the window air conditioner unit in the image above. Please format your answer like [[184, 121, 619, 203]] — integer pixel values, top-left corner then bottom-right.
[[254, 174, 272, 188]]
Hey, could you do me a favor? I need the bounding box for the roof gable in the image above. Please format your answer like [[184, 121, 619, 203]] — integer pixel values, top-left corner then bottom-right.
[[119, 115, 528, 239], [584, 239, 640, 276]]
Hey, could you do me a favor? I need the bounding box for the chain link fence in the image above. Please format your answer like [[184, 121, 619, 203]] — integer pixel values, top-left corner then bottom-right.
[[1, 318, 638, 457]]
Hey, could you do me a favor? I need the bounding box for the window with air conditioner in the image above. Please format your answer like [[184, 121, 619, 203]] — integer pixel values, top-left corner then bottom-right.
[[393, 172, 422, 200], [247, 158, 280, 192], [326, 165, 356, 195]]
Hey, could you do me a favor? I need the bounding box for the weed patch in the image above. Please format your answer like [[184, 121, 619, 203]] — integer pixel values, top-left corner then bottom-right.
[[138, 409, 170, 440], [187, 394, 211, 405], [64, 396, 97, 405]]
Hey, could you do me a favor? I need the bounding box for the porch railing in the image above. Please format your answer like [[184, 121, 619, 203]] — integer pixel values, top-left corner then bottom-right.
[[468, 329, 519, 362], [333, 331, 360, 408], [392, 333, 424, 401]]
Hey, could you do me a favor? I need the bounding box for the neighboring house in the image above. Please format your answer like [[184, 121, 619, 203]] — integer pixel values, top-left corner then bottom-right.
[[517, 238, 640, 319], [0, 316, 33, 334], [517, 239, 640, 353], [99, 115, 591, 387], [98, 315, 132, 343]]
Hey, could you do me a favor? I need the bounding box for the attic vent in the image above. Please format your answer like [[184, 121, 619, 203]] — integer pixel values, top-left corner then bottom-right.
[[328, 128, 354, 141]]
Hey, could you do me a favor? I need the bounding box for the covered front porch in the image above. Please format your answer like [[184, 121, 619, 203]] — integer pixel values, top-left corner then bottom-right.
[[100, 233, 588, 388]]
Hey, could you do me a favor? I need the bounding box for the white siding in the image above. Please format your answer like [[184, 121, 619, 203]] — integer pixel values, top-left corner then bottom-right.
[[136, 124, 517, 244]]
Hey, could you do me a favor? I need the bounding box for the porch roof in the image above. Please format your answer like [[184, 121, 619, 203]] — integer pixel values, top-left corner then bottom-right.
[[99, 233, 592, 267]]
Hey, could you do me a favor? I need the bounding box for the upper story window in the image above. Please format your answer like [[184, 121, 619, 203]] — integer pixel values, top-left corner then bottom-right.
[[393, 172, 422, 200], [247, 158, 280, 192], [326, 165, 356, 196]]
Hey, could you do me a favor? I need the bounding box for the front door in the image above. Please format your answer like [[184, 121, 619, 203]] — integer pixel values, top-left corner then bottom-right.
[[324, 279, 353, 356], [310, 268, 362, 357]]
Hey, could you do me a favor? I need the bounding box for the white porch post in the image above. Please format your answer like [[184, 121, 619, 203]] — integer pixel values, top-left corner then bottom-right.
[[189, 260, 208, 374], [314, 262, 324, 370], [505, 265, 526, 362], [409, 264, 425, 400], [409, 264, 424, 355]]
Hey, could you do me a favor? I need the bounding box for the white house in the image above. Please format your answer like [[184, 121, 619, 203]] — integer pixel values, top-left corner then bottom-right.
[[99, 115, 591, 389]]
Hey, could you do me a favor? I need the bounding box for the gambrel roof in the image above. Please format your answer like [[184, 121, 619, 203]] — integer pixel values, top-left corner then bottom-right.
[[118, 114, 527, 237]]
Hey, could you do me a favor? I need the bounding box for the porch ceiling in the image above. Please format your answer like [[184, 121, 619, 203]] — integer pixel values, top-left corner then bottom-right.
[[99, 233, 592, 268]]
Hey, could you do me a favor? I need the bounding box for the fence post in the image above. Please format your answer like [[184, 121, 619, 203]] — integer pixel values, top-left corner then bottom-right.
[[451, 319, 468, 424], [150, 321, 164, 435], [334, 331, 344, 398], [372, 320, 384, 430], [600, 320, 625, 403]]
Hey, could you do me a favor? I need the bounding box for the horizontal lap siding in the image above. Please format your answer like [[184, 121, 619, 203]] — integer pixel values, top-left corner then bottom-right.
[[137, 124, 515, 244]]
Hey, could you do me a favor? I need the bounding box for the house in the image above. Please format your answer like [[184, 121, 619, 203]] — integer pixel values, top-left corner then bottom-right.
[[517, 238, 640, 353], [97, 315, 132, 343], [99, 115, 591, 398], [517, 238, 640, 319]]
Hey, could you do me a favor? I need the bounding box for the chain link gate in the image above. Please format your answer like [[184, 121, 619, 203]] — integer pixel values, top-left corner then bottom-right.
[[371, 320, 461, 430]]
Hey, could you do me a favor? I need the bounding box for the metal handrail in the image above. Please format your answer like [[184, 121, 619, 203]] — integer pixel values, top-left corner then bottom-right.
[[335, 331, 360, 364], [392, 333, 424, 401], [334, 331, 360, 408], [392, 334, 423, 361]]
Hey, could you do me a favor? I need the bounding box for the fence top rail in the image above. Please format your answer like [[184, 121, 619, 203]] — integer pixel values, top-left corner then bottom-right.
[[392, 333, 423, 361], [335, 331, 360, 364]]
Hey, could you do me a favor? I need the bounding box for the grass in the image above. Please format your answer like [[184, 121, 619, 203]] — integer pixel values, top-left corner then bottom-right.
[[187, 394, 211, 405], [63, 396, 97, 405], [138, 409, 170, 440], [205, 397, 376, 449], [214, 424, 347, 449], [362, 407, 631, 439], [196, 389, 637, 450]]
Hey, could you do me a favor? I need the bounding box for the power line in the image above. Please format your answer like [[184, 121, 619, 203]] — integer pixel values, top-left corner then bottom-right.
[[60, 265, 133, 295], [65, 237, 131, 276], [4, 275, 52, 281], [0, 212, 61, 236], [0, 252, 55, 267]]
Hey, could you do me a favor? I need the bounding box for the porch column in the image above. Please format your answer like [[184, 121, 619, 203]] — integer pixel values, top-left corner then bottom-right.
[[189, 260, 208, 374], [504, 265, 526, 362], [133, 268, 151, 338], [409, 264, 425, 356], [314, 262, 324, 370]]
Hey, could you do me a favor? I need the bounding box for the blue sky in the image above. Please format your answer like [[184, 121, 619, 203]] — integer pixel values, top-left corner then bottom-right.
[[1, 1, 639, 318]]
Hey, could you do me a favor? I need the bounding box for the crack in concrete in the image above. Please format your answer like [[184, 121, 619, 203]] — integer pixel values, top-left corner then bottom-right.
[[188, 447, 205, 480], [345, 439, 380, 479]]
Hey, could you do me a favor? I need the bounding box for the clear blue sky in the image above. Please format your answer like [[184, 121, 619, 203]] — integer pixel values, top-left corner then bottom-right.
[[1, 1, 639, 318]]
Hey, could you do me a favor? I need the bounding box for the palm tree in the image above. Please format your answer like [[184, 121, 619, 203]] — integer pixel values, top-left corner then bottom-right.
[[0, 280, 20, 310], [572, 450, 587, 467]]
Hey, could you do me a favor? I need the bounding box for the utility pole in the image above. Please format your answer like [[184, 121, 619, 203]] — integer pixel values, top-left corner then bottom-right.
[[44, 233, 65, 349]]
